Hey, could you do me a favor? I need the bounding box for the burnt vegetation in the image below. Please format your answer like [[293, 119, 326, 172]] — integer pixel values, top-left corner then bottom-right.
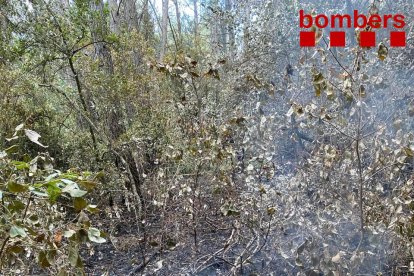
[[0, 0, 413, 275]]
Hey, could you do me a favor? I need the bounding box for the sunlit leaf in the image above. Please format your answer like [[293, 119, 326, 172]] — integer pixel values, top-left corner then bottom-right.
[[10, 225, 27, 238], [87, 227, 106, 243], [64, 230, 76, 238], [24, 129, 48, 148]]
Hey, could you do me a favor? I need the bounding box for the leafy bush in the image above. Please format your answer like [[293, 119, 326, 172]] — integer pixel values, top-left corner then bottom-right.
[[0, 125, 104, 274]]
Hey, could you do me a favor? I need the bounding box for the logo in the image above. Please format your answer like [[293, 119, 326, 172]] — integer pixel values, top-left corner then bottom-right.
[[299, 9, 406, 47]]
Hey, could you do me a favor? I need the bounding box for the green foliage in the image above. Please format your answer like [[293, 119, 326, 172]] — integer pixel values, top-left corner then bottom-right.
[[0, 131, 104, 274]]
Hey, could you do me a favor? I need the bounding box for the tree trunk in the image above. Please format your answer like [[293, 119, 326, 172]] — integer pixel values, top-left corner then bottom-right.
[[243, 1, 250, 58], [141, 0, 153, 41], [90, 0, 114, 74], [225, 0, 235, 59], [160, 0, 169, 61], [173, 0, 182, 44], [209, 0, 220, 52], [109, 0, 120, 34], [123, 0, 139, 31], [193, 0, 198, 45]]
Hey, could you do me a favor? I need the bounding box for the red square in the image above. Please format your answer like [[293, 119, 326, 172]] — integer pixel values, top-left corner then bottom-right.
[[330, 31, 345, 47], [300, 31, 315, 47], [360, 31, 376, 47], [390, 31, 406, 47]]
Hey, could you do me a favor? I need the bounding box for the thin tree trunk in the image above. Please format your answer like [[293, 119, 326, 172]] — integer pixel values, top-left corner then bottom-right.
[[160, 0, 169, 61], [193, 0, 198, 45], [109, 0, 120, 34], [209, 0, 220, 52], [173, 0, 182, 44], [225, 0, 235, 59], [90, 0, 114, 74], [141, 0, 153, 40], [90, 0, 125, 142], [243, 1, 250, 57]]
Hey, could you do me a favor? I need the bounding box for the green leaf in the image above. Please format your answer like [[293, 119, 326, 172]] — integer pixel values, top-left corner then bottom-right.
[[68, 244, 83, 268], [8, 245, 24, 254], [8, 200, 25, 212], [87, 227, 106, 243], [38, 250, 51, 268], [46, 183, 61, 202], [5, 145, 18, 155], [11, 161, 29, 170], [8, 182, 29, 193], [403, 147, 414, 158], [312, 69, 326, 97], [60, 173, 79, 180], [79, 180, 97, 191], [94, 171, 105, 181], [10, 225, 27, 238], [73, 198, 88, 212]]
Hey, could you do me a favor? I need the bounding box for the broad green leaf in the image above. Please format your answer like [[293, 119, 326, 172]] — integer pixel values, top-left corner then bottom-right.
[[8, 200, 25, 212], [73, 197, 88, 212], [8, 245, 24, 254], [8, 182, 29, 193], [38, 250, 51, 268], [46, 183, 61, 202], [68, 244, 83, 268], [10, 225, 27, 238], [11, 161, 29, 170]]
